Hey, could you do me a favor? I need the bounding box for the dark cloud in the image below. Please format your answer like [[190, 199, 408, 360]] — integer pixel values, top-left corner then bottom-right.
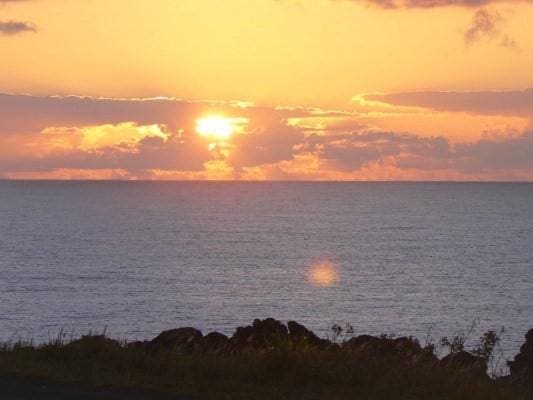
[[0, 129, 212, 173], [339, 0, 531, 8], [0, 0, 35, 36], [465, 8, 502, 44], [338, 0, 524, 50], [363, 89, 533, 117], [0, 94, 202, 134], [464, 8, 518, 49], [307, 131, 451, 170], [228, 121, 304, 168], [307, 128, 533, 175], [0, 93, 308, 136], [0, 20, 35, 35], [454, 130, 533, 172]]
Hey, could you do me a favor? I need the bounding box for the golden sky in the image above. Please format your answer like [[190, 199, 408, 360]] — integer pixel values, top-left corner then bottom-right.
[[1, 0, 532, 180]]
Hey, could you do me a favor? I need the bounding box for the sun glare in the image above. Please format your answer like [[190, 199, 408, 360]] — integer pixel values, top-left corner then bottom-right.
[[196, 116, 247, 140], [308, 261, 339, 287]]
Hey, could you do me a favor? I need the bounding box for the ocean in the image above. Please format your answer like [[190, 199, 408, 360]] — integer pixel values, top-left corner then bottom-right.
[[1, 181, 532, 356]]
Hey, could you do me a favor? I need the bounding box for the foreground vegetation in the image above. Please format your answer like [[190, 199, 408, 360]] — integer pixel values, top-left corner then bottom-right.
[[0, 319, 531, 400]]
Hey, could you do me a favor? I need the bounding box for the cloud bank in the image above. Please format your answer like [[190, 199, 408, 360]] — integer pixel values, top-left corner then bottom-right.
[[362, 89, 533, 117], [0, 93, 532, 180]]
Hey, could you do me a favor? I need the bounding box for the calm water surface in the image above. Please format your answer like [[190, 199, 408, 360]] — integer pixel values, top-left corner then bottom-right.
[[1, 182, 532, 356]]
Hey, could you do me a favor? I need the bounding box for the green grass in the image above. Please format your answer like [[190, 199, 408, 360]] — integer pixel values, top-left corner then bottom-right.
[[0, 336, 528, 400]]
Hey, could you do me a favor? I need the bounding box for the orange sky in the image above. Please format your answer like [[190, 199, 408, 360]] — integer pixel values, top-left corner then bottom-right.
[[1, 0, 532, 180]]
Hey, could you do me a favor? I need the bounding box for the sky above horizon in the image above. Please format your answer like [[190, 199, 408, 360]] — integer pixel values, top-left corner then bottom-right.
[[1, 0, 532, 180]]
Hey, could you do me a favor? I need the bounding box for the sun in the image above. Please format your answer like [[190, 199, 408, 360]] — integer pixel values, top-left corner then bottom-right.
[[196, 116, 249, 141], [196, 116, 237, 140]]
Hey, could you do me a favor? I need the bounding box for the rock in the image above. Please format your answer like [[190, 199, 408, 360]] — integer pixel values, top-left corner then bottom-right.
[[343, 335, 437, 366], [127, 340, 149, 351], [392, 337, 437, 364], [287, 321, 330, 348], [343, 334, 399, 359], [230, 318, 288, 350], [149, 327, 203, 351], [343, 335, 382, 352], [508, 329, 533, 391], [440, 351, 487, 376], [201, 332, 229, 352], [63, 335, 122, 356]]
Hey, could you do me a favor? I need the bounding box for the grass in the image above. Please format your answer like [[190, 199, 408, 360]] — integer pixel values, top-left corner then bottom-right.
[[0, 334, 529, 400]]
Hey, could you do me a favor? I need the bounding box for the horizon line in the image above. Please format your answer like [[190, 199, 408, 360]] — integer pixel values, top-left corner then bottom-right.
[[1, 179, 532, 184]]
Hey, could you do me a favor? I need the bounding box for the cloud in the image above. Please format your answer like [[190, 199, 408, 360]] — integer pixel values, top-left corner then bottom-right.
[[228, 120, 305, 168], [0, 123, 213, 173], [454, 130, 533, 172], [307, 128, 533, 177], [361, 89, 533, 117], [465, 8, 501, 44], [337, 0, 523, 50], [0, 20, 35, 35], [1, 93, 533, 180], [0, 0, 35, 36], [338, 0, 532, 8], [0, 94, 198, 134], [464, 8, 518, 49], [306, 130, 451, 171], [0, 93, 311, 177], [0, 93, 311, 136]]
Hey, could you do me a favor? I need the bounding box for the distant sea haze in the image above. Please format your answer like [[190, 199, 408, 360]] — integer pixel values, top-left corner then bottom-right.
[[1, 182, 532, 356]]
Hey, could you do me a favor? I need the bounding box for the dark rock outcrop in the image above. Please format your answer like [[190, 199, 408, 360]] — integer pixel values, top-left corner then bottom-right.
[[287, 320, 330, 348], [343, 334, 381, 353], [63, 335, 121, 356], [508, 329, 533, 391], [201, 332, 229, 352], [121, 318, 533, 390], [230, 318, 289, 350], [392, 337, 437, 365], [127, 340, 149, 351], [343, 335, 437, 366], [149, 327, 203, 352], [440, 351, 487, 376]]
